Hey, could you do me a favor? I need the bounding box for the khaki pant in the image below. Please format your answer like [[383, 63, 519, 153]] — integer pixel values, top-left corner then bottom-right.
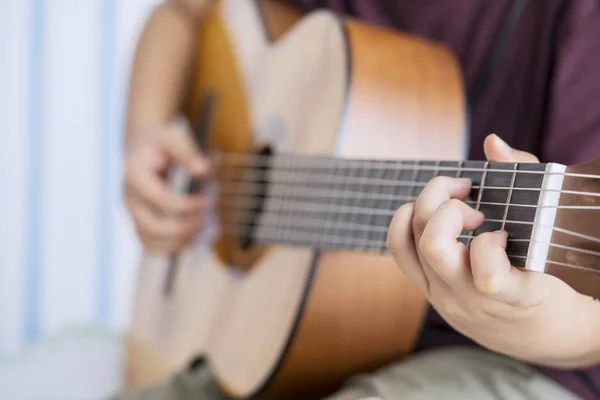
[[109, 347, 578, 400]]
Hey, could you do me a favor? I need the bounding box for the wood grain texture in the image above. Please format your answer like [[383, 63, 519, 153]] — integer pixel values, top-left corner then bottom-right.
[[548, 157, 600, 298]]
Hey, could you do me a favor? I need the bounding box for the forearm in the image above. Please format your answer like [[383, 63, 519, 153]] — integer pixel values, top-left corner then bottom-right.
[[124, 0, 207, 152]]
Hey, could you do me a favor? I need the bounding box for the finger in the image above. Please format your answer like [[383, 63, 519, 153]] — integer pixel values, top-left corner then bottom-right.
[[156, 119, 211, 176], [138, 219, 202, 252], [129, 199, 204, 245], [419, 199, 484, 288], [483, 134, 539, 163], [139, 226, 200, 252], [127, 161, 209, 216], [413, 176, 473, 243], [469, 230, 551, 305], [387, 203, 430, 296], [138, 230, 189, 253]]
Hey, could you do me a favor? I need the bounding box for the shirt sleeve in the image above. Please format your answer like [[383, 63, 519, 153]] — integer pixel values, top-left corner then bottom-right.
[[542, 1, 600, 166]]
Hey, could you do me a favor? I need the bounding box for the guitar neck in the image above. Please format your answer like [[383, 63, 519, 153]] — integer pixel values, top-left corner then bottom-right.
[[220, 154, 564, 270]]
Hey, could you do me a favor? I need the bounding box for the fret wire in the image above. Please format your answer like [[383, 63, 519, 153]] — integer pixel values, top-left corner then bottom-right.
[[360, 162, 374, 250], [501, 163, 518, 231], [385, 161, 405, 249], [455, 160, 464, 178], [283, 156, 298, 241], [282, 156, 294, 242], [319, 158, 337, 245], [345, 160, 361, 247], [467, 161, 489, 247], [371, 160, 388, 251], [281, 156, 295, 241], [359, 162, 374, 251], [302, 158, 318, 241], [266, 157, 284, 240], [455, 161, 464, 238], [339, 159, 354, 248], [410, 160, 421, 198], [352, 161, 365, 250]]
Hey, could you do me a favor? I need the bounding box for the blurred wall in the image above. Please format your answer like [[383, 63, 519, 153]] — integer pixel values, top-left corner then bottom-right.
[[0, 0, 160, 357]]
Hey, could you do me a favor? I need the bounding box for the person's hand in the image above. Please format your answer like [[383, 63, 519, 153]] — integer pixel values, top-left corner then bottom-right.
[[387, 133, 600, 368], [124, 119, 212, 252]]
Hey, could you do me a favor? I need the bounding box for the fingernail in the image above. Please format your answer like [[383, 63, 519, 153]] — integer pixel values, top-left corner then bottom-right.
[[494, 229, 509, 238], [493, 134, 512, 154]]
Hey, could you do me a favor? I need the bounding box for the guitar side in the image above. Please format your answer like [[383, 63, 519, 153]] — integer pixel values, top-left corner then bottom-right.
[[125, 0, 467, 398]]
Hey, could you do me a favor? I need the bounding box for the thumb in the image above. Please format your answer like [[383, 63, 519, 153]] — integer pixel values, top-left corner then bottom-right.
[[483, 134, 539, 163]]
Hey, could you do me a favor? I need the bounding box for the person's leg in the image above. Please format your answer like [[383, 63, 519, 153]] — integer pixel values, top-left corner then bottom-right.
[[108, 347, 580, 400], [324, 346, 580, 400], [106, 361, 231, 400]]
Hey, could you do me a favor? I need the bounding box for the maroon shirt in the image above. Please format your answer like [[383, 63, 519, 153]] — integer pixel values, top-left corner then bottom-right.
[[290, 1, 600, 398]]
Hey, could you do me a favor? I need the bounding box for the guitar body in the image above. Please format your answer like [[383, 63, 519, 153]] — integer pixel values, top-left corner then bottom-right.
[[126, 0, 467, 398]]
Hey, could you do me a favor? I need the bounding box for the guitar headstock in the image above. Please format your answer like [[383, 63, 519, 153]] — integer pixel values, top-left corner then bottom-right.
[[545, 157, 600, 298]]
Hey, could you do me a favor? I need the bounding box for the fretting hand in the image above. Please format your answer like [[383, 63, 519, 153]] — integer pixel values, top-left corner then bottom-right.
[[386, 134, 600, 369]]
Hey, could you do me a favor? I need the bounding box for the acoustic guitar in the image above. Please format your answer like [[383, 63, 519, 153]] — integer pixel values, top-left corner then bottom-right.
[[125, 0, 600, 398]]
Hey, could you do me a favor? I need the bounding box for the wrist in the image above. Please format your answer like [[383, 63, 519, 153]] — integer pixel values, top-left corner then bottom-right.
[[534, 292, 600, 369], [125, 122, 164, 154]]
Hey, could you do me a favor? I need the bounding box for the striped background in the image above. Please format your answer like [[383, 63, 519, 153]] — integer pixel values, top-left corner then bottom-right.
[[0, 0, 160, 358]]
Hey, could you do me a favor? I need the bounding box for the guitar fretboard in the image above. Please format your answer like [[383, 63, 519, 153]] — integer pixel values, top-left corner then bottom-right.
[[223, 156, 548, 267]]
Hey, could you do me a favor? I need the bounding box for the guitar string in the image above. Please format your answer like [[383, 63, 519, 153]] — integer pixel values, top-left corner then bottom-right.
[[218, 210, 600, 259], [212, 170, 600, 198], [216, 179, 600, 210], [210, 152, 600, 181], [212, 226, 600, 275], [216, 198, 591, 229]]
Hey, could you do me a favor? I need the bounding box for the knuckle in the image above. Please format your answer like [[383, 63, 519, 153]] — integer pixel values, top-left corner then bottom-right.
[[470, 233, 485, 249], [170, 135, 196, 159], [155, 191, 180, 213], [444, 198, 464, 210], [419, 236, 446, 263], [429, 175, 450, 186], [427, 176, 452, 192], [470, 231, 495, 250], [168, 197, 195, 216]]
